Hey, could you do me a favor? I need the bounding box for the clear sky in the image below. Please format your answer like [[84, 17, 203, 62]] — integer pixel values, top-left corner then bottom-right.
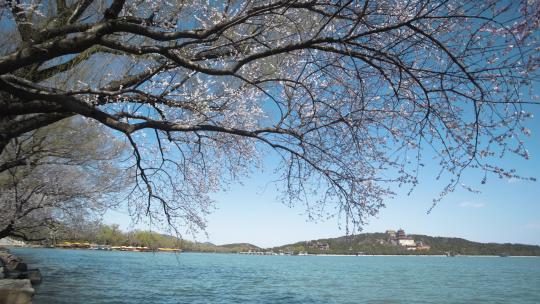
[[105, 101, 540, 248], [1, 0, 536, 249]]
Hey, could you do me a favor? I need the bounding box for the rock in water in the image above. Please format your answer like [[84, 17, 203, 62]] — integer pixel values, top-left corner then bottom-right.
[[0, 252, 27, 272], [6, 269, 42, 284], [0, 279, 34, 304], [23, 270, 42, 285]]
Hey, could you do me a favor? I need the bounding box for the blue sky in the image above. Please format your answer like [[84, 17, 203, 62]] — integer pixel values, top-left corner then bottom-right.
[[105, 101, 540, 248], [99, 2, 540, 248], [0, 0, 535, 249], [0, 0, 536, 248], [201, 120, 540, 248]]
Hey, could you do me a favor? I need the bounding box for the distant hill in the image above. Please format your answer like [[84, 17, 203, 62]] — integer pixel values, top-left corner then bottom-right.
[[408, 234, 540, 256], [176, 241, 261, 253], [271, 233, 540, 256], [219, 243, 261, 250], [32, 223, 540, 256]]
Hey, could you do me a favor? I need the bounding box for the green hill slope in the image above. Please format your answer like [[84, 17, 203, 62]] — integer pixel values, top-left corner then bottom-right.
[[271, 233, 540, 256], [219, 243, 261, 250]]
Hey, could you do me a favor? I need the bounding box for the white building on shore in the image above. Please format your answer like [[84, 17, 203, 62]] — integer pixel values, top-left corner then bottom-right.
[[398, 238, 416, 247]]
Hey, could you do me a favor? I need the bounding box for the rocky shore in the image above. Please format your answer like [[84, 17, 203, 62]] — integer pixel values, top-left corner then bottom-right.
[[0, 248, 41, 304]]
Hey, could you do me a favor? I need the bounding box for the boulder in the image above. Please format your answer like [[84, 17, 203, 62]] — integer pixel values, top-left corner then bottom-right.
[[5, 270, 42, 285], [0, 252, 27, 272], [23, 270, 41, 285], [0, 279, 34, 304]]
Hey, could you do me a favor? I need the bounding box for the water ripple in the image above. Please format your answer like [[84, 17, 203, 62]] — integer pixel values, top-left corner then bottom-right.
[[11, 249, 540, 304]]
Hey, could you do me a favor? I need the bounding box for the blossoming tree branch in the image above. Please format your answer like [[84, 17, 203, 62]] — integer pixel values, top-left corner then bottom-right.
[[1, 0, 539, 236]]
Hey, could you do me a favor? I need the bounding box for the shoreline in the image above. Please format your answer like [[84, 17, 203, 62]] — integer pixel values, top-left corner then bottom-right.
[[10, 246, 540, 258]]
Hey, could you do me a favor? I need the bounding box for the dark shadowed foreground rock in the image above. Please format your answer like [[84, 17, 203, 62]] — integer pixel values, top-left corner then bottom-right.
[[0, 279, 34, 304], [0, 252, 26, 273], [5, 270, 41, 285], [0, 248, 40, 303]]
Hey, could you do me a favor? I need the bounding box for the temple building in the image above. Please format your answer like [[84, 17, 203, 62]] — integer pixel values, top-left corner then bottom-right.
[[386, 228, 428, 250]]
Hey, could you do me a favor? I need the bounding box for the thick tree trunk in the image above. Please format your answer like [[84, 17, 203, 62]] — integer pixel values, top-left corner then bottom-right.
[[0, 113, 72, 152], [0, 222, 14, 240], [0, 139, 7, 158], [0, 115, 11, 157]]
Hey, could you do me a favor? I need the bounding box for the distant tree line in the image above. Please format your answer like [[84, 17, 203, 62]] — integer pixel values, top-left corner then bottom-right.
[[44, 222, 258, 253], [48, 223, 181, 249], [24, 224, 540, 256]]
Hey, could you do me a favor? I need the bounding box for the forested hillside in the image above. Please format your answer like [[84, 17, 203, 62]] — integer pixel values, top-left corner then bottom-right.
[[273, 233, 540, 256]]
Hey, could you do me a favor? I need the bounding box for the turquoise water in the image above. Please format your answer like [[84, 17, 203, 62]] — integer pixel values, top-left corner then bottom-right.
[[11, 248, 540, 304]]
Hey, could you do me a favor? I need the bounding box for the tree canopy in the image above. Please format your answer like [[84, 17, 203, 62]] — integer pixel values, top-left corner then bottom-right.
[[0, 117, 128, 240], [1, 0, 539, 233]]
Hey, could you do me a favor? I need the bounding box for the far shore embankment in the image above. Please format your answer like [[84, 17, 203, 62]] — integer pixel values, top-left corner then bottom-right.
[[45, 248, 540, 258], [8, 245, 540, 258]]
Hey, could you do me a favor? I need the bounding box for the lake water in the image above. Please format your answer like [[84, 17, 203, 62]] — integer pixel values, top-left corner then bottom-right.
[[11, 248, 540, 304]]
